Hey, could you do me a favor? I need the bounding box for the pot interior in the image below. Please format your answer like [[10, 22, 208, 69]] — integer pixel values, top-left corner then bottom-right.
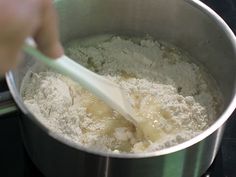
[[7, 0, 236, 154], [39, 0, 236, 107]]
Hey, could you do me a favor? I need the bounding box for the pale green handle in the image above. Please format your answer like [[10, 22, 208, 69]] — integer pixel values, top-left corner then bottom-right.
[[23, 43, 114, 100], [23, 41, 136, 125]]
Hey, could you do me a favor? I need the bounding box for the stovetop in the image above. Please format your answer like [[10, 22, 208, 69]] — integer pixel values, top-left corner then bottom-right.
[[0, 0, 236, 177]]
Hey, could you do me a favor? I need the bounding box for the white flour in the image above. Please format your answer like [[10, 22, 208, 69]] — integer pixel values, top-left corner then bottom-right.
[[22, 35, 222, 153]]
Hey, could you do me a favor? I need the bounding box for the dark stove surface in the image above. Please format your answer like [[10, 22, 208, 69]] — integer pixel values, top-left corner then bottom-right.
[[0, 0, 236, 177], [201, 0, 236, 176]]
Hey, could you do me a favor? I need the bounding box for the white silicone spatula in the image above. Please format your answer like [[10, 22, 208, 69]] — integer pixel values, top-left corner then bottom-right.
[[23, 40, 137, 126]]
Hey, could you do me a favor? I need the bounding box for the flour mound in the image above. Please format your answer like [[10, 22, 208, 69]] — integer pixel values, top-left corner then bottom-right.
[[22, 35, 222, 153]]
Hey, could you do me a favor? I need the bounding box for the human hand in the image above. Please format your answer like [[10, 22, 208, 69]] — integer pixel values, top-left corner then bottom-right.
[[0, 0, 64, 75]]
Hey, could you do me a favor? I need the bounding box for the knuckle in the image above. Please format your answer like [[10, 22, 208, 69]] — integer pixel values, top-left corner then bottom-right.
[[41, 0, 53, 9]]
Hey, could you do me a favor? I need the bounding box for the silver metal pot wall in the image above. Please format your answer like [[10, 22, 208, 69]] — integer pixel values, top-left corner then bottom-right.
[[4, 0, 236, 177]]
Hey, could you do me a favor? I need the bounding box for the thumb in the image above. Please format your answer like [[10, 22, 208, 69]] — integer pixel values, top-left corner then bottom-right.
[[34, 0, 64, 59]]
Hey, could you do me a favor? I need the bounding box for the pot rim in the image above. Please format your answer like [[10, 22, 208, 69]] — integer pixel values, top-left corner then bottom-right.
[[6, 0, 236, 158]]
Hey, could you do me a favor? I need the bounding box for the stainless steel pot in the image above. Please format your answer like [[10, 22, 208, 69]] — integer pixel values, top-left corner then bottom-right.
[[4, 0, 236, 177]]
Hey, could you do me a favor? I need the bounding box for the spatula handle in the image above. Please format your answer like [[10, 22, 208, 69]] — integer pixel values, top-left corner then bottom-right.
[[24, 40, 108, 89], [24, 39, 136, 125]]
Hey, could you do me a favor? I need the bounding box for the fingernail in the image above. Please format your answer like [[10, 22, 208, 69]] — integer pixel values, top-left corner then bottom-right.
[[40, 42, 64, 59]]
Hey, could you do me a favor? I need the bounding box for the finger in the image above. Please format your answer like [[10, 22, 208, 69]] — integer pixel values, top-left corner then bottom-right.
[[34, 0, 64, 59], [0, 0, 40, 75], [0, 46, 21, 74]]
